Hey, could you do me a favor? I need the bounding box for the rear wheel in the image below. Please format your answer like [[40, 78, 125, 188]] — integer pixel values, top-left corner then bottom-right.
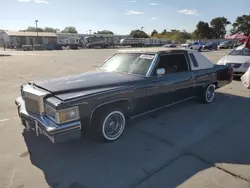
[[92, 108, 126, 141], [201, 84, 216, 103]]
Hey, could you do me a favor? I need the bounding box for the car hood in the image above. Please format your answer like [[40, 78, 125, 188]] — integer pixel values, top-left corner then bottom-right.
[[31, 71, 145, 100], [218, 55, 250, 64]]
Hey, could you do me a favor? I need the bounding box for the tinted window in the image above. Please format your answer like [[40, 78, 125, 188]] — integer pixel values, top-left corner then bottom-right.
[[190, 53, 198, 67], [154, 54, 189, 75], [99, 53, 154, 76], [229, 47, 250, 56]]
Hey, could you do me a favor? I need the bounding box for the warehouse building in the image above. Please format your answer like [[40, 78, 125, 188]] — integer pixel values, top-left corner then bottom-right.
[[0, 30, 57, 48]]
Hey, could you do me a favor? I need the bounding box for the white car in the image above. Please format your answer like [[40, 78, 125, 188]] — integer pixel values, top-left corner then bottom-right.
[[189, 41, 203, 52], [217, 45, 250, 76]]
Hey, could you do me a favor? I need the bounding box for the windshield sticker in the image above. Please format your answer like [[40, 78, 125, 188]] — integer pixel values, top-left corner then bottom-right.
[[139, 54, 155, 60]]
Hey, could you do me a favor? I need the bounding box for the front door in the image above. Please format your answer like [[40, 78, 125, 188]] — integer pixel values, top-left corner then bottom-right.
[[146, 53, 195, 110]]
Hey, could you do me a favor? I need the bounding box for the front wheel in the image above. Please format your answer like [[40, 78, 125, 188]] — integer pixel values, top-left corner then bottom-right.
[[201, 84, 216, 103], [93, 108, 126, 141]]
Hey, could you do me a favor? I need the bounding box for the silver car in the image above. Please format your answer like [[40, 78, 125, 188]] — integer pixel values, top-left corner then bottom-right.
[[217, 45, 250, 76]]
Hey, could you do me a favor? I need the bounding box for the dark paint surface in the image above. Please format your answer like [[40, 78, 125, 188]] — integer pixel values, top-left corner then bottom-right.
[[32, 52, 232, 127], [33, 71, 145, 97]]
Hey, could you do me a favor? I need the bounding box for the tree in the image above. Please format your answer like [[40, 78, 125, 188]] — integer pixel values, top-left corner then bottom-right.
[[61, 26, 78, 33], [210, 17, 231, 38], [194, 21, 213, 39], [129, 29, 149, 38], [161, 29, 167, 35], [231, 14, 250, 35], [20, 26, 43, 32], [97, 30, 114, 35], [43, 27, 60, 33], [151, 29, 158, 37]]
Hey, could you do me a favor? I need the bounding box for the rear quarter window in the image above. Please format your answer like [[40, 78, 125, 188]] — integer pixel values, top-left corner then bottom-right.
[[190, 53, 198, 67]]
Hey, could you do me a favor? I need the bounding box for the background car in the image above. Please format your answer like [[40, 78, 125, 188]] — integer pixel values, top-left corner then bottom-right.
[[218, 40, 234, 49], [189, 41, 203, 52], [163, 44, 177, 48], [202, 42, 218, 50], [217, 44, 250, 76]]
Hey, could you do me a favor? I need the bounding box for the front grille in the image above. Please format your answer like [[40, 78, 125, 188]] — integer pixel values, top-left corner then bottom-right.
[[24, 98, 40, 114], [227, 63, 242, 68]]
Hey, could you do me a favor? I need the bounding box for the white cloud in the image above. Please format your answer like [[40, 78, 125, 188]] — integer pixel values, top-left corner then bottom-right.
[[149, 17, 156, 20], [34, 0, 49, 3], [177, 9, 199, 15], [149, 3, 157, 6], [126, 0, 136, 2], [17, 0, 32, 2], [125, 10, 143, 15], [17, 0, 49, 3]]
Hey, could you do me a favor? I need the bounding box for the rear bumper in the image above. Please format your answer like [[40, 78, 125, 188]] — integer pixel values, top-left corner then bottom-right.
[[15, 97, 82, 143]]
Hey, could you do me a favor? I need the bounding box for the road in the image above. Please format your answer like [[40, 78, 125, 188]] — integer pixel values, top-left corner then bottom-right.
[[0, 49, 250, 188]]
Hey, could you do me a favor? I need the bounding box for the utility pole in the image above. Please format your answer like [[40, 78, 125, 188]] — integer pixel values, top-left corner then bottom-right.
[[89, 30, 92, 35], [35, 20, 39, 45], [141, 27, 144, 47]]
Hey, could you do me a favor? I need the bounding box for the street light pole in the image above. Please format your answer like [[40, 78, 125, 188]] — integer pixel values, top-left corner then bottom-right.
[[35, 20, 39, 46], [35, 20, 39, 37], [141, 27, 144, 47], [89, 30, 92, 35]]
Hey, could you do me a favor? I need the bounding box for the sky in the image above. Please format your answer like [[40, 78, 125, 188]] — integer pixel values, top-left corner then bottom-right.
[[1, 0, 250, 35]]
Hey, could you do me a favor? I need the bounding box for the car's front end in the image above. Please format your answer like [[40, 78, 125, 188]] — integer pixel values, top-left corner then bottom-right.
[[217, 45, 250, 76], [15, 83, 82, 143]]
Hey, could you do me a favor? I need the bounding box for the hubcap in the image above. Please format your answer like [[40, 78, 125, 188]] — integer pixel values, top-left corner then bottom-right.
[[206, 85, 215, 102], [103, 111, 125, 140]]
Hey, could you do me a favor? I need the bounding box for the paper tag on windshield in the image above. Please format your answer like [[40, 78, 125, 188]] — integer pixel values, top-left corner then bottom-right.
[[140, 54, 155, 60]]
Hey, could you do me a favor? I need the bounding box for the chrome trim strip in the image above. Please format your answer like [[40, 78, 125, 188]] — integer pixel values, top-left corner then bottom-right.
[[146, 54, 159, 77], [130, 96, 196, 119]]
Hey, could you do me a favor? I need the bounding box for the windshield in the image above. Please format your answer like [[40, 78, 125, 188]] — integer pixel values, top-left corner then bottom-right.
[[229, 46, 250, 56], [99, 53, 155, 76]]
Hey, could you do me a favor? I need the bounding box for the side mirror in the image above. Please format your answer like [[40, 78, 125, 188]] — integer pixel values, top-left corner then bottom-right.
[[156, 68, 165, 76]]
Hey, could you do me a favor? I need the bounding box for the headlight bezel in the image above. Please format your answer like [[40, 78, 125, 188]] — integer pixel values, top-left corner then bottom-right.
[[44, 104, 80, 125]]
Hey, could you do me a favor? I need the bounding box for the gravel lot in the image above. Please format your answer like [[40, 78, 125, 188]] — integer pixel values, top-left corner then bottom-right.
[[0, 48, 250, 188]]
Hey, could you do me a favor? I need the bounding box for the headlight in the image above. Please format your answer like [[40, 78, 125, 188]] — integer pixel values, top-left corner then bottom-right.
[[45, 105, 79, 124], [243, 61, 250, 67]]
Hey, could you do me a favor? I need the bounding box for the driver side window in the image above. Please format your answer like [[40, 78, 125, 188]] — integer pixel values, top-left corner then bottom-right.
[[153, 53, 189, 75]]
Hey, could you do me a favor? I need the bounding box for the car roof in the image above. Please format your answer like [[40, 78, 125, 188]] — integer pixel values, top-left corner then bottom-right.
[[117, 47, 189, 54]]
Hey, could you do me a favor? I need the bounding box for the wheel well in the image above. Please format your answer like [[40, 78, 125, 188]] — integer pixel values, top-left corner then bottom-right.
[[90, 100, 131, 125]]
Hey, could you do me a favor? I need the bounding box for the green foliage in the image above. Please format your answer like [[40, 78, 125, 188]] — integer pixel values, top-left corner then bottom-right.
[[129, 29, 149, 38], [152, 30, 192, 43], [20, 26, 44, 32], [20, 26, 59, 33], [43, 27, 60, 33], [210, 17, 231, 38], [61, 26, 78, 33], [97, 30, 114, 35], [194, 21, 213, 39], [151, 29, 158, 37], [231, 15, 250, 35]]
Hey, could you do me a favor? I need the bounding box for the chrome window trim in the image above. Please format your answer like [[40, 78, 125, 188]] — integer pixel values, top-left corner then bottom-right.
[[145, 54, 159, 77]]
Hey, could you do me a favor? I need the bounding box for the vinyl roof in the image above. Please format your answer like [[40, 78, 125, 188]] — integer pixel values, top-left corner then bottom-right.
[[4, 31, 57, 37], [117, 47, 189, 54]]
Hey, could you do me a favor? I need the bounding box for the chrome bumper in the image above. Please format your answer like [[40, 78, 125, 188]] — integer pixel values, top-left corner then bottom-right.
[[15, 97, 82, 143]]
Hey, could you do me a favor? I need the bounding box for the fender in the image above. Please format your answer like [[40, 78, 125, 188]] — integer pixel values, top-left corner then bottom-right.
[[89, 98, 132, 125]]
